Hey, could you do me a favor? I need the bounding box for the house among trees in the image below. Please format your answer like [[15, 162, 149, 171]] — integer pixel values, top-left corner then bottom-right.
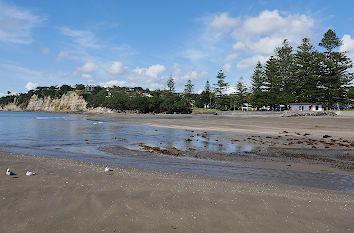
[[85, 85, 95, 92], [289, 103, 323, 111]]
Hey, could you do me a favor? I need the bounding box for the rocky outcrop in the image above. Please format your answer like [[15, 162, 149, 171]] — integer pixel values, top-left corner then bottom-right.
[[0, 103, 22, 111], [26, 92, 87, 112], [282, 110, 337, 117]]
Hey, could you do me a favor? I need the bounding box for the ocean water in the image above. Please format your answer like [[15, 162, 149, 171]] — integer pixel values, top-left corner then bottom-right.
[[0, 111, 353, 193]]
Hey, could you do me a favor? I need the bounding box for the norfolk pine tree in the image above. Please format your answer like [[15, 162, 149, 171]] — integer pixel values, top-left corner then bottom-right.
[[213, 70, 229, 109], [184, 79, 194, 100], [318, 29, 353, 107], [167, 75, 175, 93], [250, 61, 267, 109], [293, 38, 322, 103], [235, 77, 248, 109]]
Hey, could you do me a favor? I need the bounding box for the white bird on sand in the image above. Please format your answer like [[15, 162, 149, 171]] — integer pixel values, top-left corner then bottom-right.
[[26, 171, 36, 176], [105, 167, 113, 173], [6, 168, 15, 176]]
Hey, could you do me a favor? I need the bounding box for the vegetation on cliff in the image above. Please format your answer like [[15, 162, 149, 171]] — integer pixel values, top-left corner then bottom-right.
[[0, 84, 192, 114]]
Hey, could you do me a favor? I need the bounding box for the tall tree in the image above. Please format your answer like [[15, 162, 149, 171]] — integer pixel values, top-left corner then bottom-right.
[[213, 70, 229, 96], [195, 80, 213, 108], [274, 39, 294, 103], [213, 70, 229, 109], [293, 38, 322, 102], [250, 61, 266, 109], [318, 29, 353, 107], [167, 75, 175, 93], [183, 79, 194, 98], [264, 56, 282, 109], [205, 80, 211, 92], [235, 77, 248, 109]]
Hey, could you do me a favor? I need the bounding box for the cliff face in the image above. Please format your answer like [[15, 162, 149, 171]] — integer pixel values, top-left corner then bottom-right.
[[25, 92, 87, 112], [0, 103, 22, 111]]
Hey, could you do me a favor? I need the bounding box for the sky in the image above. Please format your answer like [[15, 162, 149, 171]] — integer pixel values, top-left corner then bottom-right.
[[0, 0, 353, 96]]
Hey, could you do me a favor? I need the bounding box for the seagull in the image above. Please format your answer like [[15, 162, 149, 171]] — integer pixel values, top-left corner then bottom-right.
[[26, 171, 36, 176], [6, 168, 15, 176], [105, 167, 113, 173]]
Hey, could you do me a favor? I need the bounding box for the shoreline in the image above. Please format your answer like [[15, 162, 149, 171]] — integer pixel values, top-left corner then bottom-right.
[[89, 112, 354, 173], [1, 151, 353, 233], [1, 110, 353, 174]]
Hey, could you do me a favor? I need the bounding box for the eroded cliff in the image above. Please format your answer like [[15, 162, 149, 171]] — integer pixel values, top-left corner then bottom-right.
[[25, 92, 87, 112]]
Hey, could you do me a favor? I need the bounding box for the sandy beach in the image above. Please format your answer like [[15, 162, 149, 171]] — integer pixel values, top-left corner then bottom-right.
[[1, 151, 353, 233]]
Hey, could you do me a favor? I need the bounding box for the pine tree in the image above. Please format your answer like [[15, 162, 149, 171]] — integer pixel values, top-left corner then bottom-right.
[[274, 39, 294, 103], [167, 75, 175, 93], [318, 29, 353, 107], [264, 56, 282, 109], [250, 61, 266, 109], [184, 79, 194, 99], [204, 80, 213, 108], [213, 70, 229, 110], [293, 38, 322, 103], [235, 77, 248, 109], [205, 80, 211, 92], [213, 70, 229, 96]]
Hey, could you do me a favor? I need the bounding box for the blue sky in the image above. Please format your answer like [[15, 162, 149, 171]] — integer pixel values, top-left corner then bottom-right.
[[0, 0, 353, 96]]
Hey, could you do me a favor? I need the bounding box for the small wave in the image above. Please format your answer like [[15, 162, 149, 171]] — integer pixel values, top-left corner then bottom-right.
[[35, 116, 72, 120]]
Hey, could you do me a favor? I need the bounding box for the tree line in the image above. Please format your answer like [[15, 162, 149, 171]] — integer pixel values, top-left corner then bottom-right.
[[178, 29, 353, 110], [0, 84, 192, 114], [249, 29, 353, 109]]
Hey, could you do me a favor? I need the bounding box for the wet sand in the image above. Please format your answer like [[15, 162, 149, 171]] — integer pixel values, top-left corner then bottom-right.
[[92, 112, 354, 172], [116, 112, 354, 143], [1, 151, 353, 233]]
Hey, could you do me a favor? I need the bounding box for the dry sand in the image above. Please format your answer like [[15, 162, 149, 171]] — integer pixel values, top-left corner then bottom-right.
[[1, 151, 353, 233], [122, 113, 354, 141]]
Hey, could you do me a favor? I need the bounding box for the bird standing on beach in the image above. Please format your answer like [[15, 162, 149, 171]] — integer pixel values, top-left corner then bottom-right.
[[105, 167, 113, 173], [6, 168, 15, 176], [26, 171, 36, 176]]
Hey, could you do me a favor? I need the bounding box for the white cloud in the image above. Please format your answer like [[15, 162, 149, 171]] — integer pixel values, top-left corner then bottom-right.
[[225, 53, 239, 62], [188, 10, 316, 71], [210, 12, 240, 32], [125, 64, 167, 90], [42, 48, 50, 55], [0, 2, 43, 44], [145, 64, 166, 78], [223, 63, 231, 73], [0, 92, 5, 97], [231, 10, 315, 69], [232, 10, 314, 41], [25, 81, 38, 90], [340, 34, 354, 60], [249, 36, 283, 54], [170, 64, 208, 85], [77, 61, 98, 72], [56, 50, 68, 62], [60, 26, 99, 48], [183, 49, 207, 61], [107, 61, 124, 75], [81, 73, 92, 79], [232, 41, 245, 51], [99, 80, 127, 87], [133, 64, 165, 78], [236, 55, 269, 70]]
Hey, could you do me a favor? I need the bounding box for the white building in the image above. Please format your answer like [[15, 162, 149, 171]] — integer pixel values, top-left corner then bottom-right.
[[85, 85, 95, 91], [241, 103, 254, 111], [289, 103, 323, 111]]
